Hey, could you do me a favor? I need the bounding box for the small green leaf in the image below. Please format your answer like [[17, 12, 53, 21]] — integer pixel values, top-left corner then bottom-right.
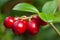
[[13, 3, 39, 13], [42, 0, 58, 14], [53, 11, 60, 23], [38, 13, 54, 22]]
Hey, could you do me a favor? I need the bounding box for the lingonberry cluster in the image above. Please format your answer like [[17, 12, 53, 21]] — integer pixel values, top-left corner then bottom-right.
[[4, 15, 47, 35]]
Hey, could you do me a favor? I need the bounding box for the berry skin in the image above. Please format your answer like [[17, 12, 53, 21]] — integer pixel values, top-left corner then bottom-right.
[[32, 15, 47, 26], [4, 16, 14, 28], [27, 19, 39, 35], [12, 19, 27, 35]]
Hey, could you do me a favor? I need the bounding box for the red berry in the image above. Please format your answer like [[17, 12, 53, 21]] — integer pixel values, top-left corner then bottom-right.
[[27, 19, 39, 35], [4, 16, 14, 28], [12, 19, 27, 35], [32, 15, 47, 26]]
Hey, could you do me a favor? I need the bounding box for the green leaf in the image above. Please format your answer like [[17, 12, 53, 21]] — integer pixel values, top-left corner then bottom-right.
[[54, 16, 60, 23], [38, 13, 54, 22], [13, 3, 39, 13], [53, 11, 60, 23], [42, 0, 58, 14]]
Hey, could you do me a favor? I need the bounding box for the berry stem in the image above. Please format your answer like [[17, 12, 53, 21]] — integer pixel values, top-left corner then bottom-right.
[[50, 22, 60, 36]]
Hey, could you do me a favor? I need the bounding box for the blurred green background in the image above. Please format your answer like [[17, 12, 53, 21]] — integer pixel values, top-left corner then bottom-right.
[[0, 0, 60, 40]]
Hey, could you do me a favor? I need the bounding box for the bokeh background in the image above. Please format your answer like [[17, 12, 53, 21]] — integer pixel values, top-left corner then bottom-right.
[[0, 0, 60, 40]]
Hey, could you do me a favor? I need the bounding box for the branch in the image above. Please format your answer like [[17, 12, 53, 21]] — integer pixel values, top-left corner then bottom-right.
[[50, 22, 60, 36]]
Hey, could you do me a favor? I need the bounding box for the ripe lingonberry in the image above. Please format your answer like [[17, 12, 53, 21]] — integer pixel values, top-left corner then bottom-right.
[[4, 16, 14, 28], [32, 15, 47, 26], [12, 19, 27, 35], [27, 19, 39, 35]]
